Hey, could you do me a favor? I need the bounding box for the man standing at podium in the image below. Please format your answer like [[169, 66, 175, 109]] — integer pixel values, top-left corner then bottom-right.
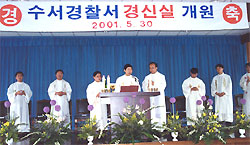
[[115, 64, 141, 92], [86, 71, 107, 130], [48, 70, 72, 127], [7, 72, 32, 133], [142, 62, 166, 128]]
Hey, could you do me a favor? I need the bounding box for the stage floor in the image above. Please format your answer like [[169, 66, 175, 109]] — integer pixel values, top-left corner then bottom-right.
[[99, 138, 250, 145], [12, 138, 250, 145]]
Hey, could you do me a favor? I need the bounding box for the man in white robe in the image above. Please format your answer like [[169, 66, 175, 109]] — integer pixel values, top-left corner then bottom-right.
[[211, 64, 233, 123], [86, 71, 107, 130], [240, 62, 250, 137], [240, 62, 250, 116], [7, 71, 32, 132], [142, 62, 166, 127], [182, 68, 206, 125], [115, 64, 141, 92], [48, 69, 72, 127]]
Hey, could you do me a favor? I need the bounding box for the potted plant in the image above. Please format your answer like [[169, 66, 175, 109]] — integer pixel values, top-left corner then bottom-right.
[[163, 112, 186, 141], [110, 104, 161, 144], [187, 99, 227, 145], [233, 111, 250, 138], [0, 117, 19, 145], [22, 104, 71, 145]]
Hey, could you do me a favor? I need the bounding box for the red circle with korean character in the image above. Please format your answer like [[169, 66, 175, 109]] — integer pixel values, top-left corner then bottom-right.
[[0, 4, 22, 26], [223, 4, 242, 24]]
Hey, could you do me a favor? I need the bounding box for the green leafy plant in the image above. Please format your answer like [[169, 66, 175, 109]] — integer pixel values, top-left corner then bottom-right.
[[164, 112, 182, 132], [233, 111, 250, 130], [0, 118, 19, 145], [110, 105, 161, 144], [78, 116, 105, 141], [187, 107, 227, 145], [162, 112, 186, 138], [22, 114, 71, 145]]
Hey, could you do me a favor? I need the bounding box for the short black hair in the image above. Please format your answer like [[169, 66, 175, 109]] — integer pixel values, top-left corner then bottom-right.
[[15, 71, 24, 77], [190, 68, 198, 74], [93, 71, 101, 77], [55, 69, 64, 75], [124, 64, 133, 70], [149, 62, 158, 67], [246, 63, 250, 67], [215, 64, 224, 69]]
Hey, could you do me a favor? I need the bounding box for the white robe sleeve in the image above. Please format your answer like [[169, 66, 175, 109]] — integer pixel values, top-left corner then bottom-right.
[[240, 74, 247, 91], [66, 82, 72, 102], [211, 77, 217, 97], [182, 79, 191, 98], [199, 80, 206, 97], [7, 84, 15, 104], [159, 75, 167, 91], [23, 84, 32, 103], [86, 84, 96, 105], [48, 82, 56, 100], [115, 78, 121, 92], [224, 76, 232, 96], [142, 76, 148, 92], [136, 78, 141, 92]]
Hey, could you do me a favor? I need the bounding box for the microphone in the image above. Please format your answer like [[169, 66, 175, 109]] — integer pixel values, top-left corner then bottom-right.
[[132, 76, 138, 82]]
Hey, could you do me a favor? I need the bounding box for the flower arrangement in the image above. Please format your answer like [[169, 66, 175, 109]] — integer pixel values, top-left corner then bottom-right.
[[110, 103, 161, 144], [77, 116, 99, 140], [163, 112, 185, 134], [0, 118, 19, 145], [22, 100, 71, 145], [233, 111, 250, 130], [0, 101, 19, 145], [164, 97, 182, 133], [187, 98, 227, 145], [162, 97, 186, 140], [78, 105, 105, 141]]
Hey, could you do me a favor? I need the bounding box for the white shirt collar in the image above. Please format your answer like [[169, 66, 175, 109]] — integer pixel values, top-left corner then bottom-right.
[[151, 71, 158, 75], [218, 73, 224, 76], [189, 77, 197, 79]]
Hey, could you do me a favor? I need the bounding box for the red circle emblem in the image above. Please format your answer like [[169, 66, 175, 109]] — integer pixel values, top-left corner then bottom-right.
[[0, 4, 22, 26], [223, 4, 242, 24]]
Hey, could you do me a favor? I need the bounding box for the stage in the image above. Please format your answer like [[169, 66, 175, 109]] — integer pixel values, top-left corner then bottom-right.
[[103, 138, 250, 145], [10, 138, 250, 145], [1, 1, 250, 145]]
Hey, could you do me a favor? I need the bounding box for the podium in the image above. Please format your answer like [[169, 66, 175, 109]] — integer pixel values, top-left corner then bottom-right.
[[100, 92, 160, 124]]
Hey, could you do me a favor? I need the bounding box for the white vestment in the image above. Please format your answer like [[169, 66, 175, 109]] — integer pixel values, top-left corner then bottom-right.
[[211, 73, 233, 122], [142, 71, 166, 127], [7, 82, 32, 132], [182, 77, 206, 125], [86, 81, 108, 130], [115, 75, 141, 92], [48, 79, 72, 126], [240, 73, 250, 116]]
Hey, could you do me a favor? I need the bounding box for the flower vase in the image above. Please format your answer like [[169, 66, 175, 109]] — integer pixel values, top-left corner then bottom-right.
[[239, 129, 246, 138], [87, 135, 94, 145], [171, 132, 178, 141], [6, 138, 13, 145]]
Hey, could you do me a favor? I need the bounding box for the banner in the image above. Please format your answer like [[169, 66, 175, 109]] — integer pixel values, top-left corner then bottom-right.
[[0, 2, 248, 32]]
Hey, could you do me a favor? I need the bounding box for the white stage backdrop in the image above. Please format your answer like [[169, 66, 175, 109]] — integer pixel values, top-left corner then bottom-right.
[[0, 2, 249, 31]]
